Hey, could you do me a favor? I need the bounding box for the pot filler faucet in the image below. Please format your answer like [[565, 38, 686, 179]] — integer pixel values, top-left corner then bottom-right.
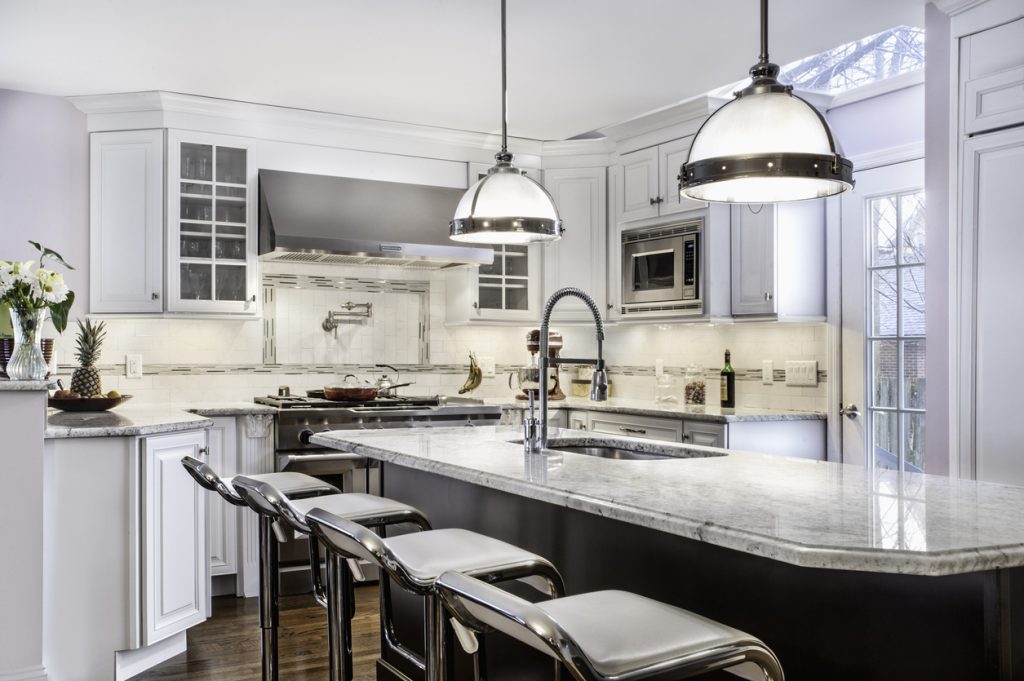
[[525, 287, 609, 453]]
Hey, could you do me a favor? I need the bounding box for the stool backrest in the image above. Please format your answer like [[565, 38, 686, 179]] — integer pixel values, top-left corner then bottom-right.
[[181, 456, 246, 506], [305, 507, 428, 592], [435, 570, 589, 680], [232, 475, 288, 517]]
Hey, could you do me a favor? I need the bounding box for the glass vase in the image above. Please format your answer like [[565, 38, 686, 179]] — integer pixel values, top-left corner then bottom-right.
[[7, 308, 49, 381]]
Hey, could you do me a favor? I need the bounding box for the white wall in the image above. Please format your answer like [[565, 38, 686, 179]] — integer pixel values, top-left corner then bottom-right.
[[0, 89, 89, 324], [827, 83, 925, 160]]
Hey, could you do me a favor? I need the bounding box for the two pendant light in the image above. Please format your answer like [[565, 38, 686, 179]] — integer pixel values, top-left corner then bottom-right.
[[450, 0, 853, 246]]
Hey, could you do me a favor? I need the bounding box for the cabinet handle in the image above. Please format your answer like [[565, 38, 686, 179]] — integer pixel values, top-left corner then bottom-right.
[[764, 292, 769, 301], [250, 294, 257, 303], [656, 196, 664, 204], [472, 301, 479, 309], [682, 434, 690, 442], [606, 304, 614, 310], [620, 426, 647, 435], [767, 292, 773, 301], [151, 292, 160, 300], [198, 447, 209, 456]]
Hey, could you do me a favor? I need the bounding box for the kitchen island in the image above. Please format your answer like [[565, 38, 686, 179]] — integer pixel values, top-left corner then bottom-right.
[[312, 425, 1024, 681]]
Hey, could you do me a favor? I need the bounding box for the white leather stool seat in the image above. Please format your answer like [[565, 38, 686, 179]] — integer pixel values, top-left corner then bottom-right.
[[536, 590, 751, 678], [231, 471, 338, 498], [289, 493, 420, 521], [387, 529, 547, 584]]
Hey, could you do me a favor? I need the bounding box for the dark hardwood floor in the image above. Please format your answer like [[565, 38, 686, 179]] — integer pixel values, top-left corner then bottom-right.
[[136, 585, 381, 681]]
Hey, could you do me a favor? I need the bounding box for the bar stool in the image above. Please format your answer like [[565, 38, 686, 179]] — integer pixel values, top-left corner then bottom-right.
[[181, 457, 340, 681], [435, 570, 785, 681], [231, 474, 432, 681], [305, 508, 565, 681]]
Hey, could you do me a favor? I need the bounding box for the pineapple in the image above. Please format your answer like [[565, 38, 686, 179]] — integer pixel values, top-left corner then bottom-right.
[[70, 319, 106, 397]]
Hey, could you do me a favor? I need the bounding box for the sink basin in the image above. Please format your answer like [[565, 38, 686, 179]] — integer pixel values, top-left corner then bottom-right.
[[547, 445, 675, 460]]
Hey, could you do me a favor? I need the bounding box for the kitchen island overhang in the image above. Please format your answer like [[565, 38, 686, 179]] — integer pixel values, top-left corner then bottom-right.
[[311, 426, 1024, 681]]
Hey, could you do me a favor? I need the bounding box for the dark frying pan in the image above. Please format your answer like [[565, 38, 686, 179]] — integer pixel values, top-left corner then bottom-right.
[[323, 385, 378, 401]]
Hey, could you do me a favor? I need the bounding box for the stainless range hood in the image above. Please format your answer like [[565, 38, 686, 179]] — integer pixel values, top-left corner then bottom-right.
[[258, 169, 493, 268]]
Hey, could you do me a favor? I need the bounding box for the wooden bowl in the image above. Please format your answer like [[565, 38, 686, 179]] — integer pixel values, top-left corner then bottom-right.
[[49, 394, 133, 412]]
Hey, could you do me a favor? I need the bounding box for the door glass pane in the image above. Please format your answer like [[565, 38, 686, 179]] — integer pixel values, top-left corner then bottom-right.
[[900, 266, 925, 336], [215, 265, 246, 301], [215, 237, 246, 261], [872, 340, 898, 408], [479, 254, 502, 276], [506, 285, 528, 311], [180, 222, 211, 235], [181, 182, 212, 196], [904, 413, 925, 472], [181, 143, 212, 181], [871, 270, 898, 336], [903, 339, 926, 409], [216, 202, 246, 224], [181, 196, 212, 222], [180, 264, 212, 300], [478, 285, 501, 310], [873, 411, 898, 470], [216, 147, 247, 184], [217, 224, 246, 237], [216, 185, 246, 199], [180, 235, 212, 259], [900, 192, 925, 263], [870, 196, 898, 266], [506, 250, 529, 277]]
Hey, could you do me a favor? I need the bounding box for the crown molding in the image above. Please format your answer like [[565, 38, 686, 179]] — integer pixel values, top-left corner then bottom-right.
[[933, 0, 989, 15], [598, 95, 719, 146]]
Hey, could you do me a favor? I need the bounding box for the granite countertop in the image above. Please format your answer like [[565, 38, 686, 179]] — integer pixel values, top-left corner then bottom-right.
[[0, 379, 55, 391], [45, 406, 213, 438], [311, 426, 1024, 577], [488, 396, 824, 422], [180, 402, 278, 417]]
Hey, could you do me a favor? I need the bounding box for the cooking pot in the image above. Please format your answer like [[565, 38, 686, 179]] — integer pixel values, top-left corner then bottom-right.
[[323, 375, 378, 401]]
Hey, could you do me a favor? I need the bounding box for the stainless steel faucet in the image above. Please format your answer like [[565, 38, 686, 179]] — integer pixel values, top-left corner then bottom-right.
[[527, 287, 608, 453]]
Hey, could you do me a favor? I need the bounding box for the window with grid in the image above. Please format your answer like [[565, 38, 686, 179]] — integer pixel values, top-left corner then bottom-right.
[[868, 191, 925, 472]]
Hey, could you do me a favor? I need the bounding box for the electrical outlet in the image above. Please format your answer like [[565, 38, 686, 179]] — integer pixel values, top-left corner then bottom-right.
[[785, 360, 818, 387], [125, 354, 143, 379], [762, 360, 774, 385], [477, 355, 496, 377]]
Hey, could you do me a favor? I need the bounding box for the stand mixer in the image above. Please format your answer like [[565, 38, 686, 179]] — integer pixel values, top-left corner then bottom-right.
[[509, 329, 565, 401]]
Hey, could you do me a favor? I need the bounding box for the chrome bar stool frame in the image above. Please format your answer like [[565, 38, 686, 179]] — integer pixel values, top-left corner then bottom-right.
[[232, 475, 432, 681], [181, 457, 339, 681], [306, 508, 566, 681], [435, 570, 785, 681]]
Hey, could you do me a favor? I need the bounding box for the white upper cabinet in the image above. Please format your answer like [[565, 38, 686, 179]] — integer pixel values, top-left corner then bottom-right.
[[614, 137, 705, 224], [542, 167, 608, 321], [446, 162, 544, 325], [167, 131, 259, 315], [960, 16, 1024, 135], [90, 130, 165, 313], [730, 202, 825, 320]]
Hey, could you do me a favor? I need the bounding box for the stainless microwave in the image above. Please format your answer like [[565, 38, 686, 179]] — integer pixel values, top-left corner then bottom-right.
[[621, 221, 702, 313]]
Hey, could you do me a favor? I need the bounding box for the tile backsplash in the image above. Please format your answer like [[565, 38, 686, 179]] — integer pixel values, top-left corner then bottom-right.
[[46, 262, 829, 411]]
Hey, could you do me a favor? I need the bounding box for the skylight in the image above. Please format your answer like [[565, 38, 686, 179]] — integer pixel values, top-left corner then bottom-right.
[[779, 26, 925, 94]]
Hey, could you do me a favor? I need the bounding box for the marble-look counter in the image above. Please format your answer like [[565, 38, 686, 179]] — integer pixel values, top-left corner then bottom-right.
[[0, 379, 54, 391], [181, 402, 278, 417], [311, 426, 1024, 577], [45, 406, 212, 438], [488, 396, 824, 422]]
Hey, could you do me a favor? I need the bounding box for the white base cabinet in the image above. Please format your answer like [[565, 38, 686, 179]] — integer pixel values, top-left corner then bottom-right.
[[43, 429, 209, 681]]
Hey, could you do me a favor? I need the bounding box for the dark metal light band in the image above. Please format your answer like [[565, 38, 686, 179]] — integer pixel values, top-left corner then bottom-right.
[[450, 216, 563, 238], [681, 152, 854, 190]]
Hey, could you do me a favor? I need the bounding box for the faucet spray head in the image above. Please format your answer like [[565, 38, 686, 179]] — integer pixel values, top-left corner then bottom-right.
[[590, 367, 609, 401]]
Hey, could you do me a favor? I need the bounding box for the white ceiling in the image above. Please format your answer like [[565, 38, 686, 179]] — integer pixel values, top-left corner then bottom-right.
[[0, 0, 925, 141]]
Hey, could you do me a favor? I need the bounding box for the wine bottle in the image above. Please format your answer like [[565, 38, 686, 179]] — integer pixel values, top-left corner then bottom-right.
[[720, 349, 735, 409]]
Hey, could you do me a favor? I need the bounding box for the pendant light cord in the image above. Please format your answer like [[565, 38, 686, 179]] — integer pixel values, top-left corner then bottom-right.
[[758, 0, 769, 64], [499, 0, 509, 159]]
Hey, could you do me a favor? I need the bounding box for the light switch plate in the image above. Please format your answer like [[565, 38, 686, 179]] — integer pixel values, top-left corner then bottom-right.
[[125, 354, 143, 379], [762, 360, 774, 385], [477, 355, 496, 378], [785, 360, 818, 387]]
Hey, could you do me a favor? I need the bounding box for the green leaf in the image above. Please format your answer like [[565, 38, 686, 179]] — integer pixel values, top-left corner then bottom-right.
[[29, 241, 75, 270], [49, 291, 75, 334]]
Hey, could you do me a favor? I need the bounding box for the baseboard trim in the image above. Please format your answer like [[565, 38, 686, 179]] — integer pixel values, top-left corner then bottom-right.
[[0, 666, 48, 681], [115, 632, 187, 681]]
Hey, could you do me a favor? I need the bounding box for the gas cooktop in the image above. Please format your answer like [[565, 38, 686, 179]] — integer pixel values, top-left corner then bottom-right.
[[255, 392, 442, 410]]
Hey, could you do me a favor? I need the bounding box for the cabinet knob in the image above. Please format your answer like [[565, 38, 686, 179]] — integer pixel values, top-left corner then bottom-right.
[[250, 294, 257, 303], [606, 304, 614, 310], [649, 197, 657, 206], [682, 434, 690, 442], [198, 447, 209, 456], [764, 292, 769, 301], [151, 292, 160, 300], [472, 301, 479, 309]]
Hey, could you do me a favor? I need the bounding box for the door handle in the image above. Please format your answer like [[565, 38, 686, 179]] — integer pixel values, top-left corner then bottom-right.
[[839, 403, 861, 420], [620, 426, 647, 435]]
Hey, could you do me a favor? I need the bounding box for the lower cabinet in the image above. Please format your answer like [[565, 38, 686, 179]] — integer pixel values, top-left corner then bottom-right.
[[206, 417, 238, 578], [141, 430, 209, 645], [586, 412, 684, 442], [682, 421, 726, 448]]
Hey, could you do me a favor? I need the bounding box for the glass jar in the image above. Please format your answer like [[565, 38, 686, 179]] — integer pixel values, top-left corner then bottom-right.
[[654, 373, 678, 404], [684, 364, 706, 406]]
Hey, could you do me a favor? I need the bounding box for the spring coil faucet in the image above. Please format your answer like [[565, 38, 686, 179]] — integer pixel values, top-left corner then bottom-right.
[[524, 287, 608, 453]]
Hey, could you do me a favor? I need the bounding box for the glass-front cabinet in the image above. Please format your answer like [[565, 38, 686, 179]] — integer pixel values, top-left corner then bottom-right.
[[167, 132, 258, 314]]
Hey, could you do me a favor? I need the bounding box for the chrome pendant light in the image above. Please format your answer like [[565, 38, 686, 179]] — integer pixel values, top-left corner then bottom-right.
[[679, 0, 854, 203], [450, 0, 562, 244]]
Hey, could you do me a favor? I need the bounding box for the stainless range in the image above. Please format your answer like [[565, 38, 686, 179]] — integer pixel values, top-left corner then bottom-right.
[[253, 390, 502, 592]]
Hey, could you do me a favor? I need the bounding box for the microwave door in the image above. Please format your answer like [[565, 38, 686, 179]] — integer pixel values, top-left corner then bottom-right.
[[622, 237, 685, 304]]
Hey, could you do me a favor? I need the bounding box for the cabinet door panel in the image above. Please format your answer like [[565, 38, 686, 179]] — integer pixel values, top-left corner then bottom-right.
[[683, 421, 727, 448], [207, 418, 237, 577], [90, 130, 164, 313], [142, 431, 208, 645], [731, 205, 777, 316], [617, 148, 660, 222], [659, 137, 707, 216]]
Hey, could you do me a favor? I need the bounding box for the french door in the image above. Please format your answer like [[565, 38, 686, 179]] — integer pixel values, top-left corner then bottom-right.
[[840, 159, 925, 469]]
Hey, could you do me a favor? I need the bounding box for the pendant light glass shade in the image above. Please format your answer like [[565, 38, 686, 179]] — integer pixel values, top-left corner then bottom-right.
[[679, 0, 853, 203], [451, 161, 562, 244], [449, 0, 563, 244]]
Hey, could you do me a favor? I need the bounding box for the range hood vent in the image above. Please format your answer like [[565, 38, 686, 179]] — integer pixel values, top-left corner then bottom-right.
[[259, 169, 493, 268]]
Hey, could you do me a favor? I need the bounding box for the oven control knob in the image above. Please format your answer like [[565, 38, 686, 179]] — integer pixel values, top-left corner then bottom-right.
[[298, 429, 315, 445]]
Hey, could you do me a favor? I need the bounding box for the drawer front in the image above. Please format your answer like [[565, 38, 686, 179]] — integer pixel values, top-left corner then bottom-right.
[[587, 413, 682, 442], [964, 66, 1024, 134]]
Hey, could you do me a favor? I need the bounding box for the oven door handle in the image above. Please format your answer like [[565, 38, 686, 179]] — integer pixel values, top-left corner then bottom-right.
[[283, 453, 364, 465]]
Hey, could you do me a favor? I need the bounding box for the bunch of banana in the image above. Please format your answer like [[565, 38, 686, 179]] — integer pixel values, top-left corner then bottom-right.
[[458, 352, 483, 394]]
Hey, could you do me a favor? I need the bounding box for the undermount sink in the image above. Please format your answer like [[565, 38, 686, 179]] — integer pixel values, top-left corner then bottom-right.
[[519, 437, 727, 461]]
